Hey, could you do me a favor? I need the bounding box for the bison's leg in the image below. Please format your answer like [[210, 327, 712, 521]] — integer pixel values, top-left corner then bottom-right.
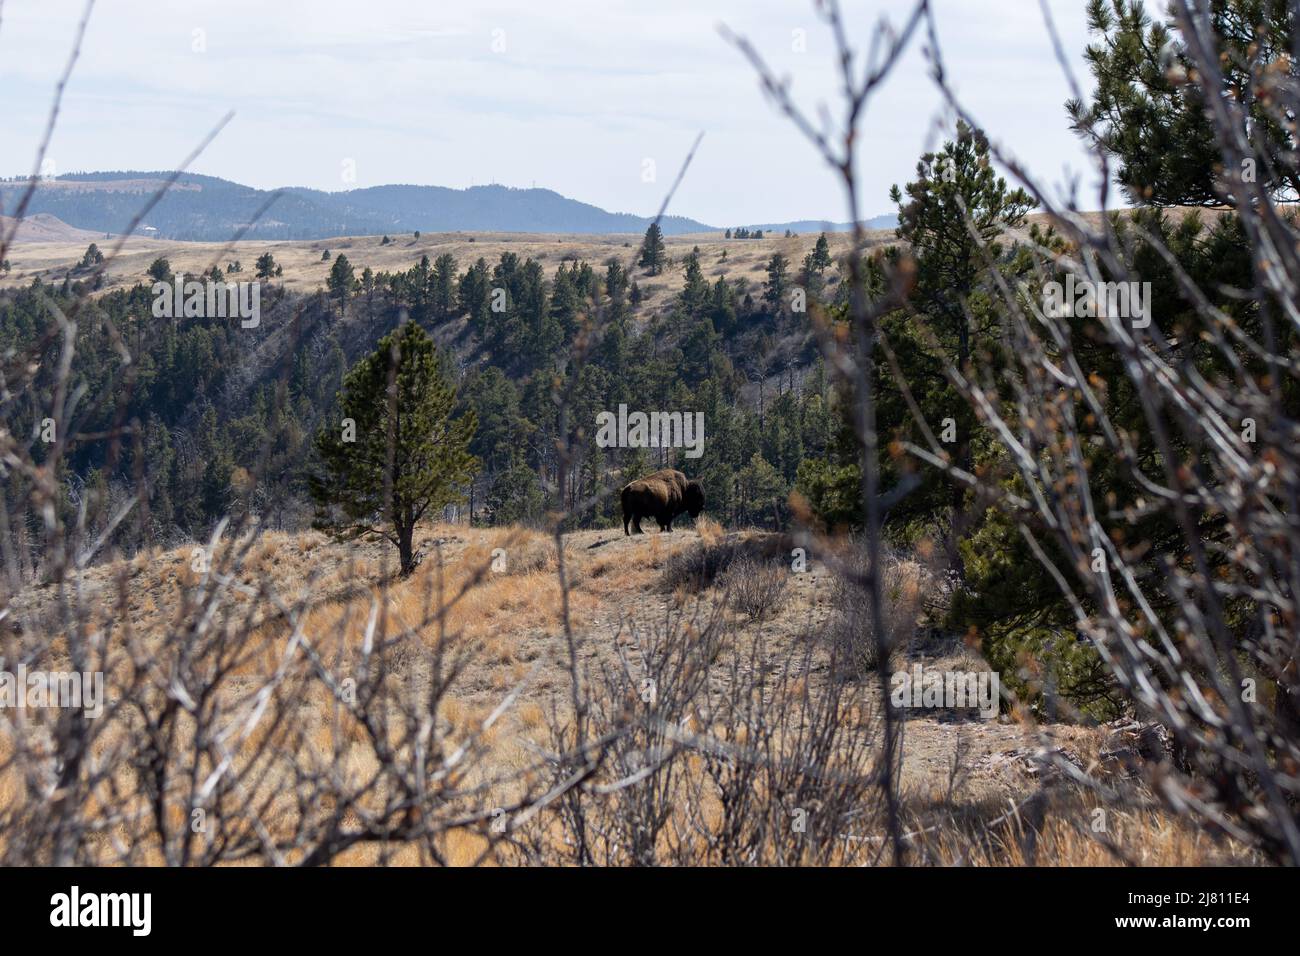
[[633, 514, 644, 534], [623, 511, 630, 536]]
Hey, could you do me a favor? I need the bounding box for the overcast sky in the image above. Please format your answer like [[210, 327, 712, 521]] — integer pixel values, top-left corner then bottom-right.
[[0, 0, 1107, 226]]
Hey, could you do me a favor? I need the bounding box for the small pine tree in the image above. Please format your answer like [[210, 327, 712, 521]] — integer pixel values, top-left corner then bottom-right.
[[327, 253, 356, 305], [79, 243, 104, 269], [311, 322, 477, 574], [810, 233, 832, 271], [147, 257, 171, 283], [763, 253, 790, 313], [637, 222, 666, 276]]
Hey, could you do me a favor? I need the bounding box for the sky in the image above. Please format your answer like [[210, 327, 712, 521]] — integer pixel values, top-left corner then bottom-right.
[[0, 0, 1108, 227]]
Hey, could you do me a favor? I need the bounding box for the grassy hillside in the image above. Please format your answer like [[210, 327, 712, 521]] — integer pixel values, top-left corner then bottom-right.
[[0, 226, 878, 313], [1, 519, 1255, 865]]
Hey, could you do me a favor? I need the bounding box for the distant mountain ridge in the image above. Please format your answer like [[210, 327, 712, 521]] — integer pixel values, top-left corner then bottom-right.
[[738, 216, 897, 234], [0, 171, 890, 242]]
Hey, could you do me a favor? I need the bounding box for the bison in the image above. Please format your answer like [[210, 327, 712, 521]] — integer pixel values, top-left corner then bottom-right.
[[621, 468, 704, 535]]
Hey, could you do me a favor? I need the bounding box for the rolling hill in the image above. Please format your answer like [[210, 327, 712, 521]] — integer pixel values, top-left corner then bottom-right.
[[0, 172, 719, 241], [0, 172, 891, 242]]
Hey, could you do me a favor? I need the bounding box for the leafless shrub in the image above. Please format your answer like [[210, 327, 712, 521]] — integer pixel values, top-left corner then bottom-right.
[[0, 515, 614, 865], [719, 556, 788, 622], [510, 600, 890, 865], [727, 0, 1300, 865], [662, 536, 745, 592], [912, 0, 1300, 862], [826, 545, 926, 676], [661, 532, 786, 593]]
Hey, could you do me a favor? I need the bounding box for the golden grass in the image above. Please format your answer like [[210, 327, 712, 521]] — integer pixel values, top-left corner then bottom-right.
[[0, 230, 878, 327], [1, 519, 1266, 867], [907, 792, 1262, 867]]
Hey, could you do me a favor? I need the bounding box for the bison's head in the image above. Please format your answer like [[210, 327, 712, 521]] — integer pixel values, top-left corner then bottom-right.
[[684, 480, 704, 519]]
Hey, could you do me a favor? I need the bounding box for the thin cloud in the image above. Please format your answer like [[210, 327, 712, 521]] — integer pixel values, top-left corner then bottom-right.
[[0, 0, 1100, 225]]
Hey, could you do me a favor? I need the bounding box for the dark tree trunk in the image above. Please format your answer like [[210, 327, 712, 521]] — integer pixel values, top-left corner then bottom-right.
[[949, 317, 972, 582], [397, 520, 415, 576]]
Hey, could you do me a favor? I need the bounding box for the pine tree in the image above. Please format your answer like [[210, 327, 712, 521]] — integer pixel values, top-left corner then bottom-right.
[[763, 253, 790, 313], [458, 257, 491, 337], [195, 406, 232, 527], [709, 276, 737, 335], [801, 233, 833, 298], [310, 322, 477, 574], [638, 222, 666, 276], [147, 258, 172, 283], [327, 253, 356, 306], [79, 243, 104, 269], [1067, 0, 1295, 205], [604, 259, 629, 306], [360, 266, 375, 316], [431, 253, 458, 321], [486, 453, 545, 526], [680, 247, 710, 318]]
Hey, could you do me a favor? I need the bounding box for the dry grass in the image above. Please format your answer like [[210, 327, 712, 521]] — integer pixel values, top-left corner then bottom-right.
[[1, 520, 1258, 866], [0, 229, 880, 322], [904, 790, 1262, 867]]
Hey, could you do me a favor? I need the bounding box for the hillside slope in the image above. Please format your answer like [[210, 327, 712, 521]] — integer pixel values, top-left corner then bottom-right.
[[0, 173, 713, 240], [6, 522, 1099, 799], [2, 520, 1255, 865], [0, 212, 105, 244]]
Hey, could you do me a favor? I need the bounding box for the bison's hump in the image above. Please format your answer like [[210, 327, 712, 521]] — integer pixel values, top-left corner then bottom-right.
[[627, 478, 671, 496], [623, 468, 687, 494]]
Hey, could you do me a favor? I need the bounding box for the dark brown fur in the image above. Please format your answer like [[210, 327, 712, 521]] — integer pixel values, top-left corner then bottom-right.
[[621, 468, 704, 535]]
